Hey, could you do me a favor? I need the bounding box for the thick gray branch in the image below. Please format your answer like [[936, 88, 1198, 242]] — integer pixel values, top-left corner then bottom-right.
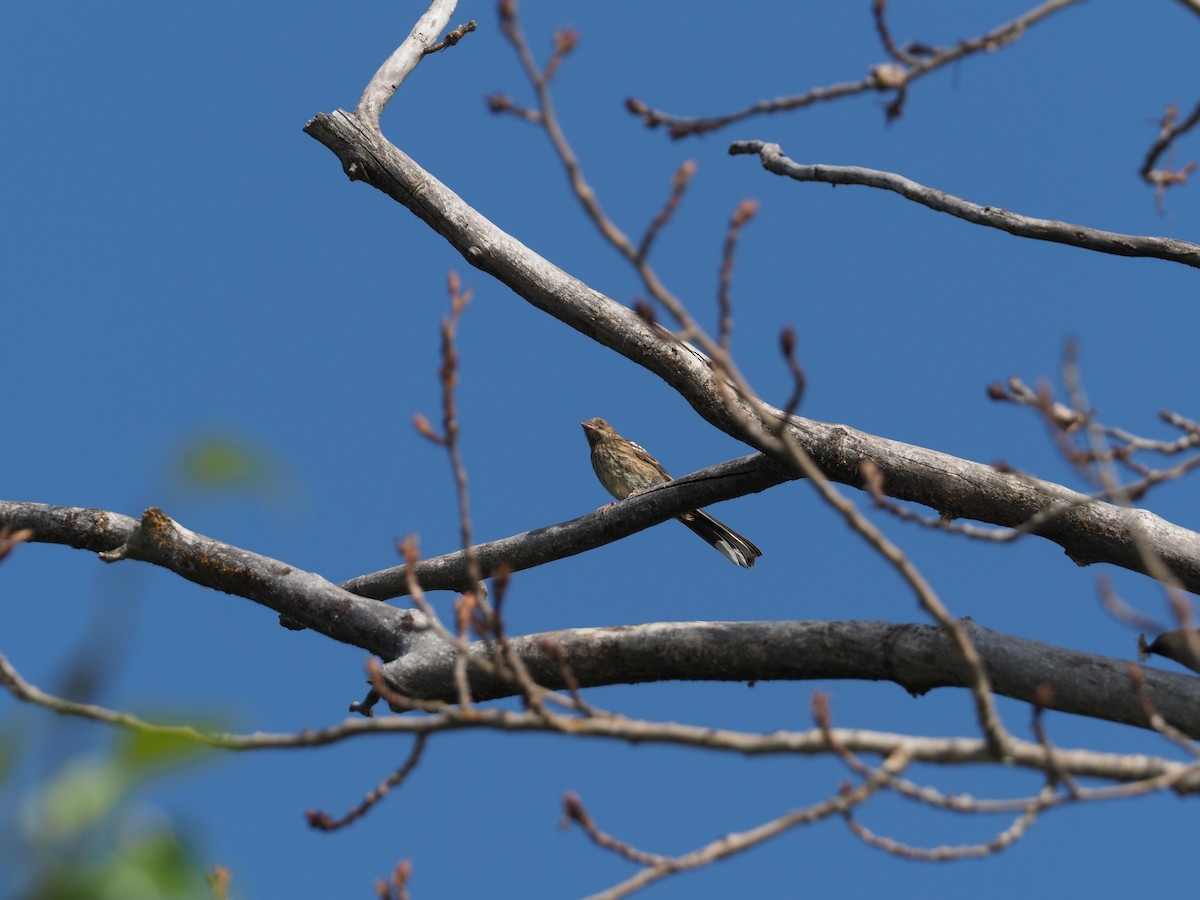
[[384, 618, 1200, 738], [342, 454, 784, 599], [730, 141, 1200, 269], [342, 443, 1200, 600], [303, 113, 1200, 595], [7, 501, 1197, 738], [0, 502, 422, 658]]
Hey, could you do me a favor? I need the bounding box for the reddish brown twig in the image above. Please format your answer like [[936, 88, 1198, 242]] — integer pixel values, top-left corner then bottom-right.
[[1097, 574, 1165, 637], [778, 326, 806, 417], [637, 160, 696, 262], [539, 637, 596, 716], [717, 199, 758, 353], [583, 761, 901, 899], [485, 92, 542, 123], [1030, 685, 1080, 797], [397, 535, 482, 709], [0, 525, 33, 564], [871, 0, 915, 65], [1141, 100, 1200, 211], [306, 735, 429, 831], [374, 860, 413, 900], [562, 791, 670, 867], [1127, 664, 1199, 757]]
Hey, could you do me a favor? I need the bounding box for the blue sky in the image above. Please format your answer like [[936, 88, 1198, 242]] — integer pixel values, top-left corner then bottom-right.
[[3, 1, 1199, 896]]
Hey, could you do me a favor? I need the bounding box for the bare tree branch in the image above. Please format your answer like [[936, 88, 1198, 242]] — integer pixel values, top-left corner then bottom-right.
[[357, 0, 458, 121], [730, 141, 1200, 269], [307, 734, 430, 830], [9, 2, 1200, 894], [341, 454, 781, 598], [627, 0, 1084, 137], [1140, 99, 1200, 209], [381, 618, 1200, 738], [489, 6, 1012, 756], [843, 784, 1053, 860], [8, 417, 1200, 615], [6, 622, 1200, 788], [299, 117, 1200, 598], [0, 503, 419, 656], [340, 439, 1200, 598], [586, 754, 900, 899]]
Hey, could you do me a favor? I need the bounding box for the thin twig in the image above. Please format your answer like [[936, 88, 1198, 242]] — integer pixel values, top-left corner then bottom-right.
[[717, 199, 758, 353], [588, 748, 908, 899], [778, 327, 807, 417], [357, 0, 459, 122], [1056, 345, 1200, 663], [730, 143, 1200, 270], [629, 0, 1083, 137], [637, 160, 696, 262], [563, 792, 670, 867], [1140, 99, 1200, 210], [496, 7, 1011, 757], [817, 691, 1063, 813], [307, 735, 429, 830], [844, 783, 1054, 860], [438, 273, 484, 598], [539, 637, 597, 716], [1097, 574, 1165, 637], [871, 0, 915, 65], [375, 860, 413, 900], [0, 526, 33, 563], [423, 19, 477, 54], [1030, 686, 1081, 797], [1127, 664, 1200, 757], [5, 637, 1200, 792]]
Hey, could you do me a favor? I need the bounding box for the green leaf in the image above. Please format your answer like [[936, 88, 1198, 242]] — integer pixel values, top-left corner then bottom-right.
[[177, 438, 267, 491], [27, 827, 212, 900], [114, 725, 217, 779], [27, 757, 130, 842]]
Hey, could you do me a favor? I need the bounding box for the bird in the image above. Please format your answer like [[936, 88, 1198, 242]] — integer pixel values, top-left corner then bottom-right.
[[580, 417, 762, 568]]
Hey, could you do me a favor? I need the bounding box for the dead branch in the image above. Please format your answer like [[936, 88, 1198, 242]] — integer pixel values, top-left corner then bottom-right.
[[730, 141, 1200, 269], [627, 0, 1084, 137]]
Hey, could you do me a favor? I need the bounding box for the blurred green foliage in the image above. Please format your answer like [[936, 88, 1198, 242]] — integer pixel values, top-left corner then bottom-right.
[[177, 437, 275, 496], [0, 430, 286, 899], [5, 720, 225, 899]]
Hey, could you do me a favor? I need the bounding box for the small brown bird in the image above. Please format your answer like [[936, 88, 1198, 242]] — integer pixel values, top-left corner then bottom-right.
[[580, 417, 762, 568]]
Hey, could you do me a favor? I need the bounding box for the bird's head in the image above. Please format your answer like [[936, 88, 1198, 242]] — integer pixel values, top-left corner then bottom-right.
[[580, 417, 615, 447]]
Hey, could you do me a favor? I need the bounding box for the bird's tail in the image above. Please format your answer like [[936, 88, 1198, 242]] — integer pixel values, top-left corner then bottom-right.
[[676, 510, 762, 568]]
